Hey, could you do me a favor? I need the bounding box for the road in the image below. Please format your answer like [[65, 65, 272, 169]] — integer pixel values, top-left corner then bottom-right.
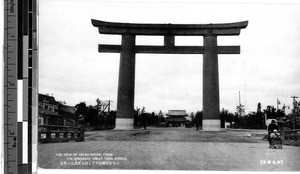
[[38, 127, 300, 171]]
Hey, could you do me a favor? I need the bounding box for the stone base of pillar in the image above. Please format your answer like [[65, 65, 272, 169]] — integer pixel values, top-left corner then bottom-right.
[[115, 118, 134, 130], [202, 119, 221, 131]]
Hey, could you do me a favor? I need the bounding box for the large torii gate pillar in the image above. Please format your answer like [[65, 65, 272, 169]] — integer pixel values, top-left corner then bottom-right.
[[116, 35, 136, 128], [92, 19, 248, 130], [203, 35, 220, 130]]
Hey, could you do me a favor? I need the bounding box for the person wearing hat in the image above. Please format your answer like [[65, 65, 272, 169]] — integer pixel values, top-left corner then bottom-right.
[[268, 120, 279, 145], [270, 129, 280, 138]]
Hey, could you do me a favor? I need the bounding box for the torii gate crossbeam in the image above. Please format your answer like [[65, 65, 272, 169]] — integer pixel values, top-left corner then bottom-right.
[[92, 19, 248, 131]]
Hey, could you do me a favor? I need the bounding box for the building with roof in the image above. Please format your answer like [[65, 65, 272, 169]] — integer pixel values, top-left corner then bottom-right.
[[38, 94, 76, 127], [59, 105, 77, 126], [166, 110, 188, 127]]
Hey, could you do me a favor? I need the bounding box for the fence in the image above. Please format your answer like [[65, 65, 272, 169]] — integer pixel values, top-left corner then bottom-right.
[[282, 129, 300, 146], [38, 125, 84, 143]]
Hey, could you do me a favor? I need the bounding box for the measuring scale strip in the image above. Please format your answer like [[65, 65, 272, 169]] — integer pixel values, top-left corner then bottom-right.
[[4, 0, 19, 173], [4, 0, 38, 173]]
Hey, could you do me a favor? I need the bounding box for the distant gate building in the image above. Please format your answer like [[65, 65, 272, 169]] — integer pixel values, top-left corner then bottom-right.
[[166, 110, 188, 127]]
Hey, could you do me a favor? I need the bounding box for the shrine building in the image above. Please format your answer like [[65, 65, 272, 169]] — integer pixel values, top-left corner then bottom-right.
[[166, 110, 188, 127]]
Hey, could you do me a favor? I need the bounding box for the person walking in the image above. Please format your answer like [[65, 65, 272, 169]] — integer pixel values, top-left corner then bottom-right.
[[142, 113, 147, 130]]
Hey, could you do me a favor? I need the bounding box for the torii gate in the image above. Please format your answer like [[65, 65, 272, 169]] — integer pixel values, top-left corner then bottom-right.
[[92, 19, 248, 131]]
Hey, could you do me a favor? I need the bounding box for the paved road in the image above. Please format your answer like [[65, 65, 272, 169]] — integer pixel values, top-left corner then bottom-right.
[[38, 127, 300, 171], [84, 127, 266, 143]]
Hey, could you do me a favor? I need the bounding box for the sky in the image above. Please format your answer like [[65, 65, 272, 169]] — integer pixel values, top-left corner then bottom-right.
[[38, 0, 300, 115]]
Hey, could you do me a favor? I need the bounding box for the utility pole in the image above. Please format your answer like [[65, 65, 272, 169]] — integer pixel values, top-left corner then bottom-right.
[[276, 98, 281, 110], [108, 100, 111, 129], [239, 91, 241, 106], [108, 100, 111, 114], [236, 91, 245, 117], [291, 96, 298, 129]]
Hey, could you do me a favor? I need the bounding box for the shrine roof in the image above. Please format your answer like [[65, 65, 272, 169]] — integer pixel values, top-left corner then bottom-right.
[[166, 110, 188, 116], [92, 19, 248, 36]]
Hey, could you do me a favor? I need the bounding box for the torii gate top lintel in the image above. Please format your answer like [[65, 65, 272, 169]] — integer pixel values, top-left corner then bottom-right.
[[92, 19, 248, 54], [91, 19, 248, 36]]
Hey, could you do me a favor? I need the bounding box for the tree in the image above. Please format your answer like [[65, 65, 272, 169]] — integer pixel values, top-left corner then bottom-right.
[[86, 105, 98, 128], [220, 109, 234, 128], [233, 112, 242, 128], [148, 112, 158, 126], [158, 110, 164, 117], [96, 98, 102, 111], [75, 102, 88, 126], [265, 105, 277, 119], [141, 106, 145, 114], [134, 107, 141, 127], [108, 110, 116, 129], [189, 112, 195, 127], [257, 102, 262, 113], [141, 112, 148, 129], [157, 110, 165, 125]]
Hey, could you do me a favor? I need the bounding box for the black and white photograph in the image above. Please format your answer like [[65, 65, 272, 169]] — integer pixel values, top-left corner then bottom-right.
[[35, 0, 300, 172]]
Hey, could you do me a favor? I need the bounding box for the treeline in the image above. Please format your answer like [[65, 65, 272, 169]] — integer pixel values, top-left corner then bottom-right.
[[74, 100, 298, 130], [190, 104, 291, 129], [75, 101, 116, 130], [133, 109, 165, 128], [219, 105, 287, 129]]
